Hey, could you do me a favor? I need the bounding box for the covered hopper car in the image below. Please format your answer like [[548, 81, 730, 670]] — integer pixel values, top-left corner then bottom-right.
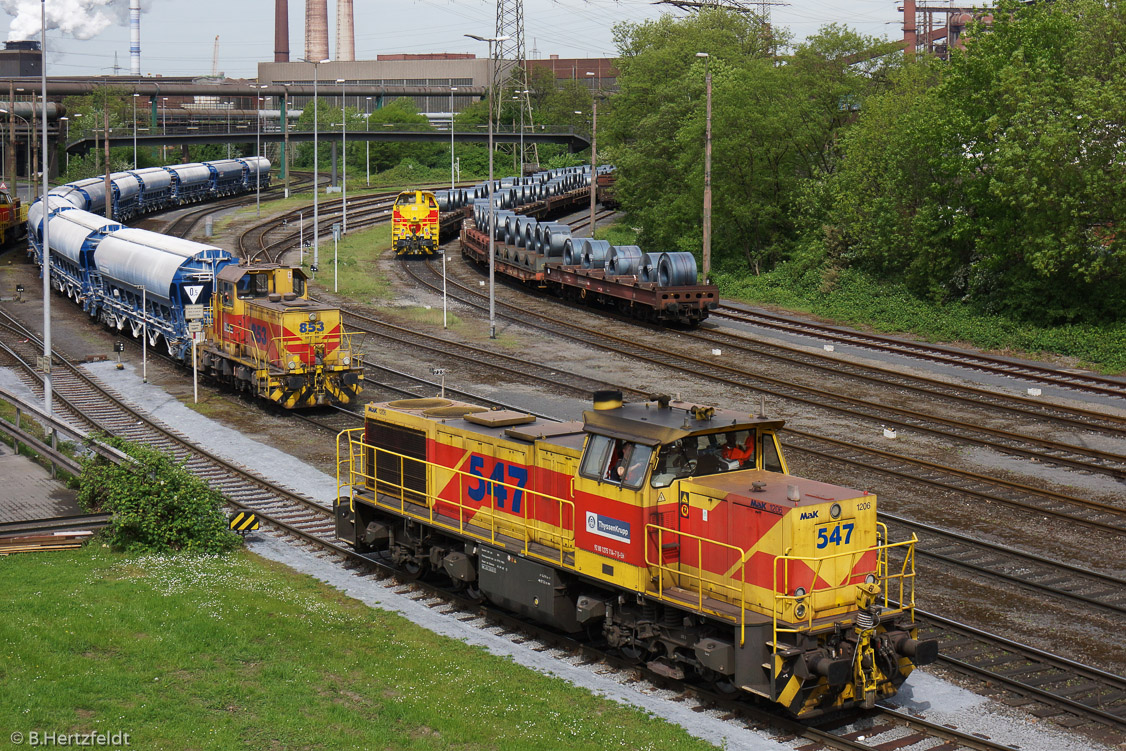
[[335, 391, 937, 717], [26, 158, 362, 409]]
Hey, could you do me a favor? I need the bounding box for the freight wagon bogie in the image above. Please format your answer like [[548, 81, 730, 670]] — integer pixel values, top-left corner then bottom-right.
[[336, 393, 937, 717]]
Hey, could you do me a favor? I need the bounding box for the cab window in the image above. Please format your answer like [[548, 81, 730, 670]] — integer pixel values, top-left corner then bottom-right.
[[397, 193, 416, 205], [293, 276, 306, 297], [428, 197, 437, 208], [761, 433, 783, 473], [220, 282, 234, 308], [580, 435, 652, 490]]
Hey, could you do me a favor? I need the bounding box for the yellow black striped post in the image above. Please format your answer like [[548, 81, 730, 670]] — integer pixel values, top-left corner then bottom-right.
[[229, 511, 259, 533]]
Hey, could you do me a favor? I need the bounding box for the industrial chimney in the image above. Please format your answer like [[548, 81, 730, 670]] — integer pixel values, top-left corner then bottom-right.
[[336, 0, 355, 62], [275, 0, 290, 62], [129, 0, 140, 75], [305, 0, 329, 63]]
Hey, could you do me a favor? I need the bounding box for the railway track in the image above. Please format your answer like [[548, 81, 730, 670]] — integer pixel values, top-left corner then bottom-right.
[[405, 256, 1124, 536], [0, 310, 338, 552], [2, 315, 1118, 745], [713, 305, 1126, 401], [414, 255, 1126, 481], [687, 322, 1126, 438]]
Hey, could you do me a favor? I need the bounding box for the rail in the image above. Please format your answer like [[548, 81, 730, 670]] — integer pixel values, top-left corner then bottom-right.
[[337, 429, 577, 567]]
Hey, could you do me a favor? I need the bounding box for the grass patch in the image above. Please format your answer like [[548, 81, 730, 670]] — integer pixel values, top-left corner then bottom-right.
[[715, 263, 1126, 373], [595, 222, 640, 246], [0, 547, 716, 750], [304, 224, 393, 302]]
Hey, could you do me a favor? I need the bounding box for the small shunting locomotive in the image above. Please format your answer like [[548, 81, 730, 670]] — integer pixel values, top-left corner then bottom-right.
[[391, 189, 439, 256], [336, 391, 937, 717], [203, 263, 363, 408]]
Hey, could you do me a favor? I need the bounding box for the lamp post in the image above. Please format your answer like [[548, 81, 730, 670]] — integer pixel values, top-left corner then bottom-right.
[[161, 96, 168, 162], [365, 96, 371, 187], [131, 93, 139, 169], [226, 99, 231, 159], [696, 51, 712, 284], [39, 0, 52, 417], [337, 78, 347, 234], [465, 33, 510, 340], [585, 72, 597, 238], [449, 87, 457, 190], [256, 85, 266, 218], [515, 88, 529, 176], [58, 116, 68, 173], [301, 57, 331, 277]]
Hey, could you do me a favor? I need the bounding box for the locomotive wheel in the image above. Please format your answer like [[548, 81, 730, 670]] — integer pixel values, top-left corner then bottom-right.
[[400, 560, 429, 581]]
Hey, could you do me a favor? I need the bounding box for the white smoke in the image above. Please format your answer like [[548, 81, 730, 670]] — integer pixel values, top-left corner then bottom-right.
[[1, 0, 152, 43]]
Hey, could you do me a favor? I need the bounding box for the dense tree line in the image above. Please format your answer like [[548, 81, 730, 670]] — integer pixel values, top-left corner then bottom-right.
[[605, 0, 1125, 324]]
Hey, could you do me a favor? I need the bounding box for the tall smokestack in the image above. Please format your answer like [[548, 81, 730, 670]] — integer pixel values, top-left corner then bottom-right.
[[129, 0, 140, 75], [275, 0, 290, 62], [336, 0, 355, 62], [305, 0, 329, 63]]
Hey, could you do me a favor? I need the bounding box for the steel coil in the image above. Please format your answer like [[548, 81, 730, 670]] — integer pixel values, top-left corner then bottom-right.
[[563, 238, 578, 266], [579, 238, 611, 270], [504, 214, 520, 243], [539, 224, 570, 257], [521, 218, 538, 249], [638, 252, 659, 283], [657, 251, 698, 287], [606, 245, 643, 276]]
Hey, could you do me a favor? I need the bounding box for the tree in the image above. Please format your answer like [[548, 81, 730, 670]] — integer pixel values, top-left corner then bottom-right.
[[823, 0, 1126, 322], [605, 11, 892, 274]]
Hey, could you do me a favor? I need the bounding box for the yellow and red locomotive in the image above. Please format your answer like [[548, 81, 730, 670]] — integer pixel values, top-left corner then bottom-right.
[[201, 263, 364, 407], [391, 189, 439, 256], [336, 391, 936, 716]]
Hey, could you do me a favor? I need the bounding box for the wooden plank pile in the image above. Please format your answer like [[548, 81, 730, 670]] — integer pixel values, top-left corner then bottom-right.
[[0, 530, 94, 555]]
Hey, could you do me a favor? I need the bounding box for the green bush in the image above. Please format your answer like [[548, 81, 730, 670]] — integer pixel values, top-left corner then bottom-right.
[[78, 439, 242, 554]]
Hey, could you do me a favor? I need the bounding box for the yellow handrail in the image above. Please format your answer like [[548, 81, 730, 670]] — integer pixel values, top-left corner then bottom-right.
[[336, 432, 577, 567], [769, 532, 918, 657], [643, 522, 753, 644]]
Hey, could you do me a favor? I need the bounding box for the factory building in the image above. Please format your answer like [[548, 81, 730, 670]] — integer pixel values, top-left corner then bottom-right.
[[257, 54, 616, 117]]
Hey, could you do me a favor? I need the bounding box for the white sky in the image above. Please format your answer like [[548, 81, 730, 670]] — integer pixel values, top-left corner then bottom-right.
[[5, 0, 903, 79]]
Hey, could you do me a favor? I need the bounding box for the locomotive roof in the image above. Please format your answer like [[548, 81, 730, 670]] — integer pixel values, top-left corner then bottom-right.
[[689, 469, 867, 508], [368, 400, 587, 451], [216, 262, 309, 283], [583, 398, 785, 446]]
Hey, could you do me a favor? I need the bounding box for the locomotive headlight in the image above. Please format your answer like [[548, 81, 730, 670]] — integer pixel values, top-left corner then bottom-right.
[[288, 360, 297, 370], [342, 356, 350, 365], [830, 503, 842, 519], [794, 586, 806, 600], [795, 603, 807, 619], [865, 574, 876, 585], [308, 313, 317, 321]]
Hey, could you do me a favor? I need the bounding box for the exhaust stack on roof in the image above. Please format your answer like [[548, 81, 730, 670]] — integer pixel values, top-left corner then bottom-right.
[[305, 0, 329, 63], [336, 0, 355, 61], [275, 0, 290, 62]]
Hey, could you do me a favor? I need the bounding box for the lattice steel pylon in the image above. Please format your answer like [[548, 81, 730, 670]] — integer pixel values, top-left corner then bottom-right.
[[494, 0, 538, 171], [657, 0, 786, 26]]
